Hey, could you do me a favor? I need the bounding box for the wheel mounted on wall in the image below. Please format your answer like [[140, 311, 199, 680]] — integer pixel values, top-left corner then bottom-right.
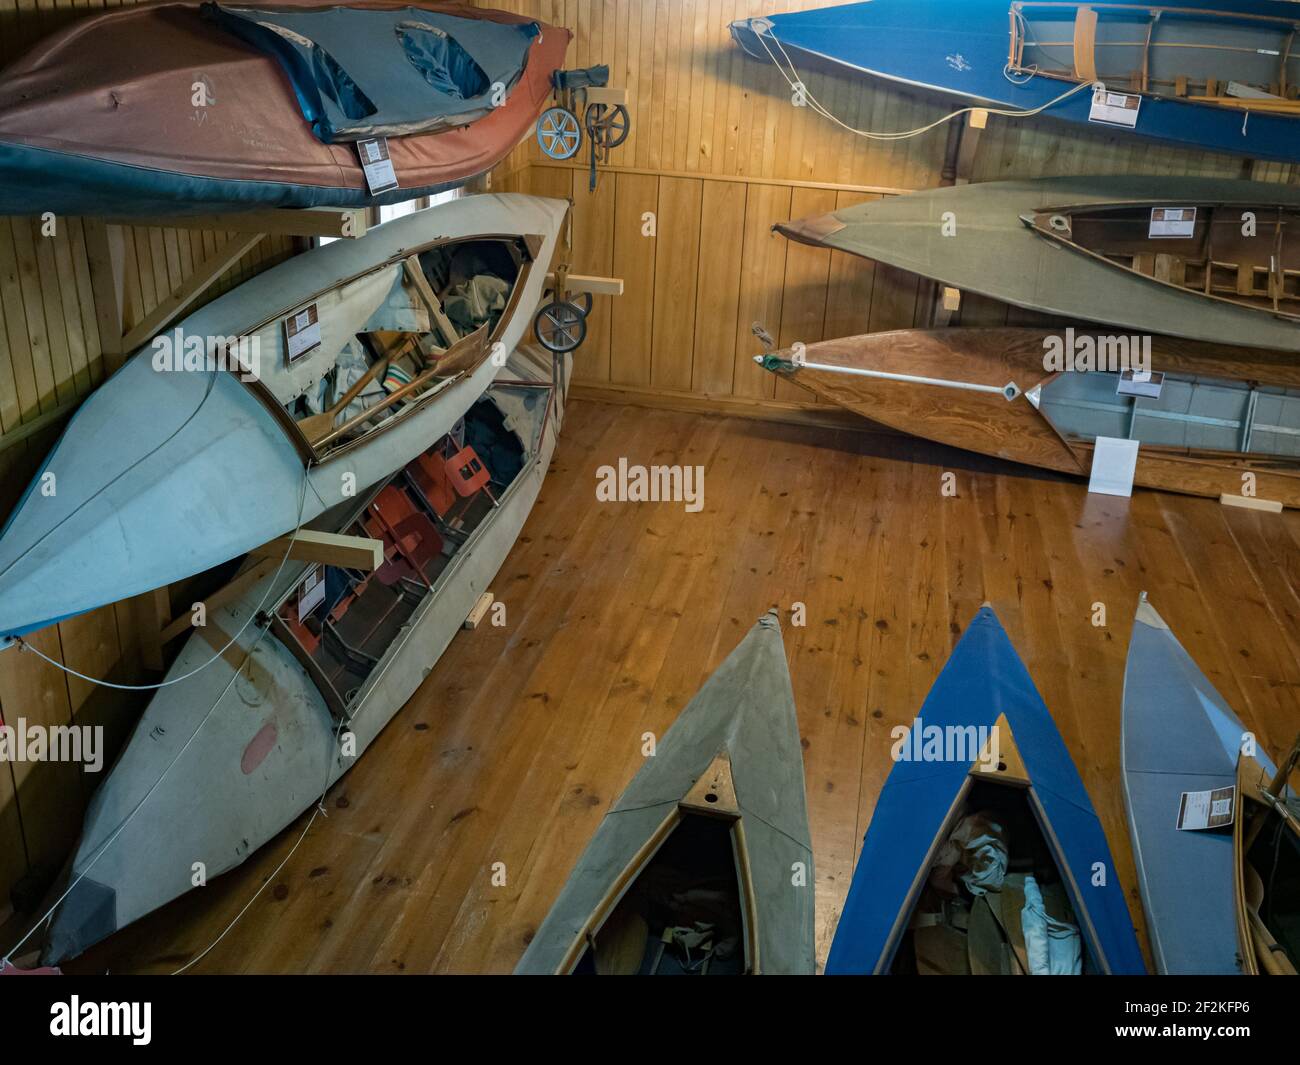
[[536, 105, 582, 160], [533, 299, 589, 353], [584, 103, 630, 150]]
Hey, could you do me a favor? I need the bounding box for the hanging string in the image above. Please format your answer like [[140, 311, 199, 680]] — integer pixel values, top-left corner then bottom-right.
[[749, 21, 1099, 142]]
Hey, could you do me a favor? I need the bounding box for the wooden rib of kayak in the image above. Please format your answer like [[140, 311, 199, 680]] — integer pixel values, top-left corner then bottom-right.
[[757, 328, 1300, 508], [827, 605, 1145, 975], [775, 177, 1300, 352], [515, 611, 814, 975], [1123, 595, 1300, 975]]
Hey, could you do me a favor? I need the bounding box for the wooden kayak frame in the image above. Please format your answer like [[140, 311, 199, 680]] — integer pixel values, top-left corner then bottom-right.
[[1008, 3, 1300, 104]]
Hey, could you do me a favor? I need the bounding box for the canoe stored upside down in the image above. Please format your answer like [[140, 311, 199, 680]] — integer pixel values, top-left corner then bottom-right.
[[774, 177, 1300, 353], [41, 346, 570, 965], [515, 611, 815, 975], [757, 328, 1300, 508], [827, 605, 1145, 976], [0, 193, 567, 642], [1123, 595, 1299, 975]]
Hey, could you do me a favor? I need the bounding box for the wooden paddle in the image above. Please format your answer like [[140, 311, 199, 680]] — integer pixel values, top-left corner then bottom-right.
[[297, 354, 391, 444], [590, 908, 649, 976]]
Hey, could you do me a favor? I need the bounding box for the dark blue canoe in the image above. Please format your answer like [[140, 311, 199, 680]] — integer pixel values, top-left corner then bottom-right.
[[826, 605, 1145, 975], [732, 1, 1300, 164]]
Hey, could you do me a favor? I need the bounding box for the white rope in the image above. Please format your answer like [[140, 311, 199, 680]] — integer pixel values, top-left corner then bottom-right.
[[0, 462, 317, 966], [13, 460, 316, 692], [752, 22, 1099, 141]]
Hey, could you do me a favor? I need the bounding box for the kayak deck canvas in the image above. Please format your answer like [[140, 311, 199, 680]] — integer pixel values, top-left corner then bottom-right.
[[775, 177, 1300, 353], [0, 2, 569, 214], [731, 1, 1300, 163], [515, 611, 815, 975], [826, 606, 1144, 975], [0, 193, 567, 641], [1124, 596, 1298, 974], [41, 348, 568, 964]]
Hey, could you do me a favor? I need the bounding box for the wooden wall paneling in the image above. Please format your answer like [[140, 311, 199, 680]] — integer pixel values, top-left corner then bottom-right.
[[650, 175, 703, 391], [568, 169, 615, 383], [822, 191, 879, 342], [690, 179, 746, 394], [609, 171, 659, 387], [775, 186, 837, 402], [731, 182, 791, 398]]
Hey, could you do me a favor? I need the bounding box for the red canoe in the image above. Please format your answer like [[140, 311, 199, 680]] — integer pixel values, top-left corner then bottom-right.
[[0, 1, 569, 215]]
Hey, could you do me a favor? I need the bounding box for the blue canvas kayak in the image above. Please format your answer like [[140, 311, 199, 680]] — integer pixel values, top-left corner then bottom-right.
[[1122, 595, 1284, 974], [731, 1, 1300, 164], [827, 605, 1145, 975]]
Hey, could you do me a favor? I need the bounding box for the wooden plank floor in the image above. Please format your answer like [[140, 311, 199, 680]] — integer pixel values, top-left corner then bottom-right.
[[67, 398, 1300, 974]]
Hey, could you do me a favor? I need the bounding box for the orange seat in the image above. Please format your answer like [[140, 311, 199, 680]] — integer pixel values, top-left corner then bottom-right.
[[367, 485, 443, 585]]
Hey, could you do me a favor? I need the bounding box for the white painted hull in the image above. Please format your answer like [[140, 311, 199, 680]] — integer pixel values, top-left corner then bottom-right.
[[0, 193, 567, 639], [41, 350, 570, 964]]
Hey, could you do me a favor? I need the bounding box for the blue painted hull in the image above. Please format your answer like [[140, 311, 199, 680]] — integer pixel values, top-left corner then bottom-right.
[[732, 1, 1300, 164], [826, 605, 1146, 975]]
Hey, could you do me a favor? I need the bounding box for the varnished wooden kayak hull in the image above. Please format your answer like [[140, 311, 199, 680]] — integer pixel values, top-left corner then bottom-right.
[[759, 328, 1300, 508]]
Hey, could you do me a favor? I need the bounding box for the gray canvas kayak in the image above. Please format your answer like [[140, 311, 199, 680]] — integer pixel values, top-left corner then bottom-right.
[[0, 192, 566, 642], [777, 176, 1300, 353], [1123, 594, 1299, 974], [515, 611, 815, 975], [40, 345, 571, 965]]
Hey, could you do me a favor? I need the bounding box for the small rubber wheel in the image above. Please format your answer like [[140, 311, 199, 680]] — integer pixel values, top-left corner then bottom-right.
[[585, 103, 631, 149], [537, 106, 582, 160], [534, 300, 589, 353]]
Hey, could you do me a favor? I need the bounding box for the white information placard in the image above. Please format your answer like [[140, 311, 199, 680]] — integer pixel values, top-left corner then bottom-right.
[[1149, 207, 1197, 239], [284, 304, 322, 364], [1088, 436, 1140, 498], [1089, 87, 1141, 128], [357, 137, 399, 195]]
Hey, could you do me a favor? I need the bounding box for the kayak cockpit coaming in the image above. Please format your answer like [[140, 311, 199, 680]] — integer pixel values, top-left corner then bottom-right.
[[1008, 2, 1300, 113], [1036, 367, 1300, 461], [1235, 749, 1300, 974], [263, 382, 549, 723], [881, 731, 1111, 976], [1023, 201, 1300, 321], [557, 749, 762, 976], [228, 232, 539, 465]]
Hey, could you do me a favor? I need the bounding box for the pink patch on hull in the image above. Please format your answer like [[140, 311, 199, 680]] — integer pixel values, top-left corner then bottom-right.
[[241, 722, 278, 775]]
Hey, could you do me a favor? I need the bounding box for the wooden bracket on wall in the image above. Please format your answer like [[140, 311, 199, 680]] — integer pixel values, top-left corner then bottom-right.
[[107, 206, 368, 240], [131, 587, 173, 672], [545, 272, 624, 296], [931, 286, 962, 328], [249, 529, 384, 570], [119, 232, 266, 354]]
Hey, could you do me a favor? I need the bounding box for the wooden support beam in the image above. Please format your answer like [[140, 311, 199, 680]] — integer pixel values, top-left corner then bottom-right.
[[404, 257, 461, 345], [159, 558, 279, 645], [955, 110, 987, 185], [585, 87, 628, 107], [463, 591, 494, 630], [249, 529, 384, 571], [0, 397, 81, 456], [1073, 7, 1099, 83], [931, 285, 962, 328], [131, 587, 172, 672], [1220, 493, 1283, 514], [545, 272, 625, 296], [120, 233, 265, 354], [107, 206, 368, 240], [83, 219, 125, 374]]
